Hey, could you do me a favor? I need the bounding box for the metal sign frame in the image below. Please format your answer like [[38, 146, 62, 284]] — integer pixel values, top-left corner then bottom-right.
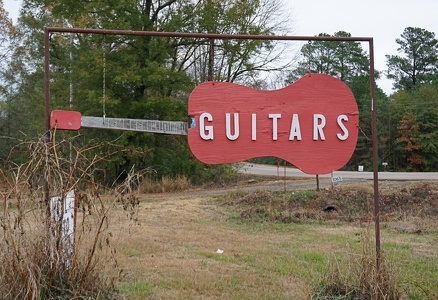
[[43, 27, 380, 268]]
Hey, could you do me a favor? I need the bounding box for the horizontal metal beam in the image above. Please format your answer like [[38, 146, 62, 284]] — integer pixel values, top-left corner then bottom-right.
[[45, 27, 373, 42]]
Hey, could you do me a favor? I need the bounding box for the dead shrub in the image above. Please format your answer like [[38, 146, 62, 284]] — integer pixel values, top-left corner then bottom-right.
[[0, 135, 140, 299], [311, 227, 401, 300], [139, 175, 190, 193]]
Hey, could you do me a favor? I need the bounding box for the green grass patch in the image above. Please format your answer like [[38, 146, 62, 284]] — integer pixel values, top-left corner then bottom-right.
[[118, 281, 154, 299]]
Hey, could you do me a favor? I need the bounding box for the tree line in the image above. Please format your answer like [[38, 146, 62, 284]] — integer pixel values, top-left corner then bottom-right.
[[286, 27, 438, 172], [1, 0, 437, 185]]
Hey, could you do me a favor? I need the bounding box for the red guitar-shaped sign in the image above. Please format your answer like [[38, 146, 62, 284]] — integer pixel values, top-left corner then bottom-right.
[[188, 74, 359, 175]]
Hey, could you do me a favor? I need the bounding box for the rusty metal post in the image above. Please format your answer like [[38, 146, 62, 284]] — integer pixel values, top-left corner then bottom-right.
[[283, 161, 286, 192], [369, 39, 381, 270], [44, 28, 51, 217], [208, 38, 214, 81]]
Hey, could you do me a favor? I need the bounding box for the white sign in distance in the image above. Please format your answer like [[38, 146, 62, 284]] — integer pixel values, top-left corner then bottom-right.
[[331, 176, 343, 183]]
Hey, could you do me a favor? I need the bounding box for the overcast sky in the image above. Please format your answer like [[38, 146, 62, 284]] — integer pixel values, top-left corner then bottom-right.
[[286, 0, 438, 94], [4, 0, 438, 94], [4, 0, 20, 20]]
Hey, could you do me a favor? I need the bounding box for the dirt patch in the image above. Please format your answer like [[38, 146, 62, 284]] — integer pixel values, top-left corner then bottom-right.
[[215, 181, 438, 224]]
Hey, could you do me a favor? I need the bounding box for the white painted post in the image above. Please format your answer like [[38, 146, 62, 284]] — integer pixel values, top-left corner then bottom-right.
[[50, 190, 76, 267]]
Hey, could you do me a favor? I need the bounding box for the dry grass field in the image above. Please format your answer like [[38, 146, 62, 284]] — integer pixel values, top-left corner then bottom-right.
[[110, 178, 438, 299], [1, 170, 436, 299]]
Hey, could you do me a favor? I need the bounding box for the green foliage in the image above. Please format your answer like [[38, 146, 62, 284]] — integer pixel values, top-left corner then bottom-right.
[[346, 75, 391, 171], [4, 2, 438, 178], [3, 0, 291, 183], [386, 27, 438, 90], [397, 112, 422, 171], [0, 1, 27, 163], [286, 31, 370, 85], [390, 84, 438, 171], [287, 27, 438, 172], [176, 0, 292, 85], [284, 32, 395, 172]]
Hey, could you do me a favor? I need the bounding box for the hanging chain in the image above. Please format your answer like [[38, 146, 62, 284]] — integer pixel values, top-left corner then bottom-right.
[[358, 124, 371, 141], [307, 40, 312, 76], [102, 35, 106, 120]]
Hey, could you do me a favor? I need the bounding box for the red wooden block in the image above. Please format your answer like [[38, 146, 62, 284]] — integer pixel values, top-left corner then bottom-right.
[[188, 74, 359, 175], [50, 110, 82, 131]]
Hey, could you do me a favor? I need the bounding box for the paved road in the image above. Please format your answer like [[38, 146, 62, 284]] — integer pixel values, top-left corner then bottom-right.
[[238, 163, 438, 181]]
